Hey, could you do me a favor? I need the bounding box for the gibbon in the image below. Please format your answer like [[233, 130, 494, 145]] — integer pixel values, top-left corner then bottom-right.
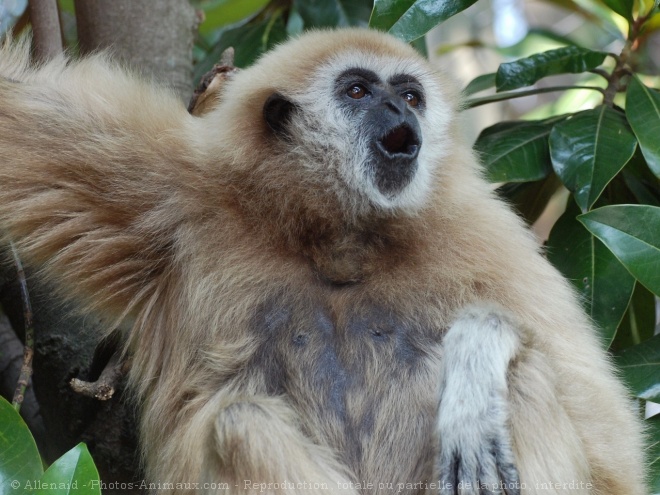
[[0, 29, 646, 494]]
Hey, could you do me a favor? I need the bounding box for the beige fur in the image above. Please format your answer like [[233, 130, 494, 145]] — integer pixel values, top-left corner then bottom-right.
[[0, 30, 646, 494]]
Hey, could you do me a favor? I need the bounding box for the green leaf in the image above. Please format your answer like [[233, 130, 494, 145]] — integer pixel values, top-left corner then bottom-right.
[[495, 174, 562, 224], [463, 73, 496, 96], [295, 0, 373, 28], [495, 46, 608, 92], [198, 0, 270, 35], [194, 14, 287, 82], [615, 334, 660, 401], [599, 0, 633, 21], [549, 106, 637, 212], [612, 282, 658, 352], [0, 396, 43, 494], [621, 150, 660, 207], [410, 36, 428, 57], [474, 118, 561, 183], [626, 76, 660, 178], [649, 415, 660, 495], [579, 205, 660, 295], [369, 0, 415, 30], [34, 444, 100, 495], [372, 0, 480, 42], [547, 201, 635, 346], [497, 27, 580, 59]]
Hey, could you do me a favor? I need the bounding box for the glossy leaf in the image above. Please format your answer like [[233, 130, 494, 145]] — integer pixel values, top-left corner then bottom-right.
[[34, 444, 100, 495], [371, 0, 480, 42], [410, 36, 428, 57], [497, 27, 579, 59], [547, 202, 635, 346], [549, 106, 637, 212], [615, 334, 660, 401], [621, 151, 660, 207], [0, 396, 43, 494], [295, 0, 373, 28], [198, 0, 269, 35], [194, 15, 287, 82], [600, 0, 633, 20], [612, 282, 658, 352], [495, 46, 607, 92], [626, 76, 660, 178], [369, 0, 415, 30], [579, 205, 660, 296], [463, 73, 496, 96], [475, 119, 560, 183], [495, 174, 562, 224]]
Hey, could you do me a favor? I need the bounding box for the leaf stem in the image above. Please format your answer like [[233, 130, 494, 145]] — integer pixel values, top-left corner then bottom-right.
[[464, 85, 604, 109], [603, 13, 649, 107]]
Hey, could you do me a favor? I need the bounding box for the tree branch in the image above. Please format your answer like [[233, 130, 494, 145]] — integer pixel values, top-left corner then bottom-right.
[[28, 0, 63, 61], [10, 243, 34, 412], [70, 352, 127, 400], [188, 48, 238, 116], [74, 0, 197, 101]]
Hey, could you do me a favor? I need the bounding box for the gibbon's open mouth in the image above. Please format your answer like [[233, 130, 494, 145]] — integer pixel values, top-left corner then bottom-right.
[[370, 123, 421, 197], [378, 124, 420, 158]]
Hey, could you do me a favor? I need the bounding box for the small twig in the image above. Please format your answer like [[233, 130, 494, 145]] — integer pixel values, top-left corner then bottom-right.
[[70, 351, 127, 400], [589, 68, 611, 80], [28, 0, 64, 62], [464, 85, 605, 109], [10, 242, 34, 412], [187, 48, 238, 116], [603, 13, 649, 107]]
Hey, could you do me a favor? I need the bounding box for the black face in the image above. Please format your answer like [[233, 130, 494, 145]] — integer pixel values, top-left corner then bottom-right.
[[335, 68, 424, 197]]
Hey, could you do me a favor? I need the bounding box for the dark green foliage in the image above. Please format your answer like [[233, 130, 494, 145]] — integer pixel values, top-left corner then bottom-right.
[[369, 0, 480, 42], [0, 396, 101, 494], [547, 201, 636, 347], [468, 5, 660, 487], [495, 46, 608, 91]]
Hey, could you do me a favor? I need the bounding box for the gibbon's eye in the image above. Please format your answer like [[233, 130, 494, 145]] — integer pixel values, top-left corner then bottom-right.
[[347, 84, 368, 99], [402, 91, 421, 108]]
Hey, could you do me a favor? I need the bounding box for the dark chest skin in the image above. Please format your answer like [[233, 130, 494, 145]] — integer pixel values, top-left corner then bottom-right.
[[246, 285, 445, 489], [208, 202, 449, 489]]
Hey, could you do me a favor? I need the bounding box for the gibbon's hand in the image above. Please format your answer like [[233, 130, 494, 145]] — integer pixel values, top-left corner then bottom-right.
[[437, 306, 522, 495]]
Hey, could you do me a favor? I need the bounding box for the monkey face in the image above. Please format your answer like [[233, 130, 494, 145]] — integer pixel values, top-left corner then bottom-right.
[[334, 67, 423, 198], [215, 30, 457, 216]]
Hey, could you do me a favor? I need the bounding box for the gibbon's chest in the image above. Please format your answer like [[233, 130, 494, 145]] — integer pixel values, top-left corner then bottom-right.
[[244, 288, 444, 481]]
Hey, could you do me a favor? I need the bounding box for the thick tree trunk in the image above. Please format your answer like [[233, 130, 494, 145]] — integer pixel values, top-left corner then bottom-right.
[[74, 0, 197, 100]]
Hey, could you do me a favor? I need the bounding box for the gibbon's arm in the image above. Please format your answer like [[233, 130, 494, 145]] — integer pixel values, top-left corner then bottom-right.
[[438, 304, 522, 495], [0, 40, 192, 322]]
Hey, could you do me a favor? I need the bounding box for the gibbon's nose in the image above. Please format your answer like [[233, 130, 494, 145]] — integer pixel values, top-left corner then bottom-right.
[[370, 95, 422, 162]]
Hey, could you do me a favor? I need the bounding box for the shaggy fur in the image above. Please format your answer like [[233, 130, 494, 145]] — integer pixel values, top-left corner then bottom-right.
[[0, 30, 646, 494]]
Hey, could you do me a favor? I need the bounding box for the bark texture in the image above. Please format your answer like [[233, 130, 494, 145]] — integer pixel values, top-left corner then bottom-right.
[[28, 0, 63, 61], [74, 0, 197, 100]]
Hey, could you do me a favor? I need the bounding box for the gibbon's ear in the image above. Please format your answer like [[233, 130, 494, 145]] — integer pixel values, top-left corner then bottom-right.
[[263, 92, 296, 137]]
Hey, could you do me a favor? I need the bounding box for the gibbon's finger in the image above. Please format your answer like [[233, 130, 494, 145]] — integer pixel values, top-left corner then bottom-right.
[[457, 455, 480, 495], [492, 437, 520, 495], [439, 451, 459, 495], [476, 446, 503, 495]]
